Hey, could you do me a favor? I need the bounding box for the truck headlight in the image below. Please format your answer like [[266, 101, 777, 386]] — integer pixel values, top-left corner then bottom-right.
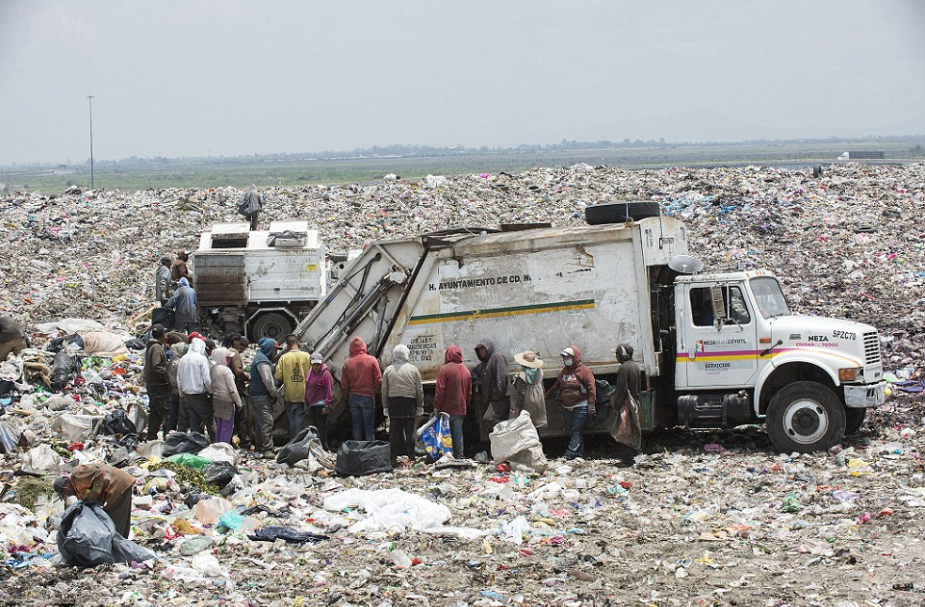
[[839, 368, 858, 382]]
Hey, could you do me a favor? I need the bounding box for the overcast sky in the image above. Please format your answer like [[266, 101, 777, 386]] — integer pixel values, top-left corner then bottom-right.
[[0, 0, 922, 164]]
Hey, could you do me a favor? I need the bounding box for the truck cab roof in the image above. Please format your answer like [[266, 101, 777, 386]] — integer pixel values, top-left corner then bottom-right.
[[674, 269, 778, 283]]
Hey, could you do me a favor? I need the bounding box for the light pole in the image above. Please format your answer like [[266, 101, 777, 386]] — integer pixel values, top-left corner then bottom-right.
[[86, 95, 95, 189]]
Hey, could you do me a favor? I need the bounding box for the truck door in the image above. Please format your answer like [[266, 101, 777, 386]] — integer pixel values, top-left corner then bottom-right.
[[677, 283, 759, 388]]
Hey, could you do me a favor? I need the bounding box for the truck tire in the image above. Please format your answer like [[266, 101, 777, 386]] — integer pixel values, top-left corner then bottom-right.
[[585, 201, 661, 225], [844, 407, 866, 435], [766, 381, 846, 453], [250, 312, 294, 342]]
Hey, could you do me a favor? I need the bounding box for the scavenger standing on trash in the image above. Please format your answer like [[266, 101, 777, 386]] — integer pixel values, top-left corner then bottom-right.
[[170, 250, 190, 282], [546, 345, 596, 460], [381, 344, 424, 460], [238, 186, 263, 231], [177, 337, 213, 439], [226, 334, 253, 448], [249, 338, 279, 456], [610, 343, 643, 466], [511, 350, 548, 429], [165, 277, 198, 333], [473, 339, 509, 433], [304, 351, 333, 448], [210, 347, 242, 445], [274, 334, 312, 439], [54, 464, 136, 538], [433, 345, 472, 459], [142, 325, 171, 441], [340, 336, 382, 441], [165, 341, 185, 433]]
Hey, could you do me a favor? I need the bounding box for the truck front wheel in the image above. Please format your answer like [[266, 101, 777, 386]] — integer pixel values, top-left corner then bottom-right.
[[766, 381, 846, 453], [250, 312, 294, 342]]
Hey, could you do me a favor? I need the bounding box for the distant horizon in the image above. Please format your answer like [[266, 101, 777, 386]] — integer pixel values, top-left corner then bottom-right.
[[2, 133, 923, 168]]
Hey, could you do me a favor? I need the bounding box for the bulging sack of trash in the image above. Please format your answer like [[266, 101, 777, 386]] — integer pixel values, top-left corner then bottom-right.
[[162, 431, 209, 457], [102, 408, 137, 437], [51, 414, 104, 442], [276, 426, 319, 466], [198, 443, 238, 465], [51, 351, 78, 392], [334, 440, 393, 477], [489, 410, 548, 474], [417, 412, 453, 461], [57, 501, 156, 567], [202, 461, 238, 488]]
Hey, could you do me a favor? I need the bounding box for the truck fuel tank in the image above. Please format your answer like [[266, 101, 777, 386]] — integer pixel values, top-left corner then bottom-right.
[[677, 391, 753, 429]]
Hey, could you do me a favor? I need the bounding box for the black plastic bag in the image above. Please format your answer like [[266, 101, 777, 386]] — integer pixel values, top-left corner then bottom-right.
[[162, 431, 209, 457], [276, 426, 318, 466], [57, 501, 155, 567], [202, 461, 237, 488], [151, 308, 174, 331], [48, 334, 84, 354], [102, 408, 137, 437], [184, 492, 206, 509], [335, 440, 393, 477], [123, 338, 146, 351], [51, 350, 79, 391], [247, 526, 328, 544]]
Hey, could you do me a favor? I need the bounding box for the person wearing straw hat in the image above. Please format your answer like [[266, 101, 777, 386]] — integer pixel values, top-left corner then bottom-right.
[[512, 350, 547, 429]]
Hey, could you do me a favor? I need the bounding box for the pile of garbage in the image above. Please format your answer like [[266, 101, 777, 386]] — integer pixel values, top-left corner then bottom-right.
[[0, 163, 923, 605]]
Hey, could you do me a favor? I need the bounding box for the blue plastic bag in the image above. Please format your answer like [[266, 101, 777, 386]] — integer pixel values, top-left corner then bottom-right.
[[417, 412, 454, 460]]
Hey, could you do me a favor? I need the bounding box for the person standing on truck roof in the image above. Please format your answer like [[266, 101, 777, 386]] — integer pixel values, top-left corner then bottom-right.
[[238, 186, 262, 231], [165, 278, 198, 333], [304, 351, 333, 449], [473, 339, 510, 433], [142, 325, 171, 441], [53, 464, 136, 539], [512, 350, 548, 429], [610, 343, 642, 466], [382, 344, 424, 461], [434, 345, 472, 459], [0, 314, 28, 362], [340, 336, 382, 441], [546, 345, 596, 460], [275, 334, 312, 440], [155, 257, 172, 307], [177, 336, 213, 439], [210, 347, 242, 445], [249, 338, 279, 456], [170, 250, 190, 282]]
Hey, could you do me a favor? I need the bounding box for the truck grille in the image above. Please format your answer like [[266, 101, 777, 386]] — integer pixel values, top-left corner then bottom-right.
[[863, 331, 881, 366]]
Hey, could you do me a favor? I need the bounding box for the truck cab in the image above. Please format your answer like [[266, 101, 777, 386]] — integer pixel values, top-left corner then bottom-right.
[[674, 271, 885, 452]]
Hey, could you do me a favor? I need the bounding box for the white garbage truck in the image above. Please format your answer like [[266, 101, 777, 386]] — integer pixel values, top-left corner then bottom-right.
[[191, 220, 327, 340], [296, 203, 885, 453]]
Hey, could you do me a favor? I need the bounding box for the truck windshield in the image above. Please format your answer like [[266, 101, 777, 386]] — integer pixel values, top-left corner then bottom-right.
[[750, 277, 790, 319]]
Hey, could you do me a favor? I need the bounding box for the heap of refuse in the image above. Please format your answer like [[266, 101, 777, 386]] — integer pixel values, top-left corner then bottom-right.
[[0, 163, 923, 605]]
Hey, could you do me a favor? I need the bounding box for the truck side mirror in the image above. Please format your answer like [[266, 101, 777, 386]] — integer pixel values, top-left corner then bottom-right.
[[710, 285, 727, 320]]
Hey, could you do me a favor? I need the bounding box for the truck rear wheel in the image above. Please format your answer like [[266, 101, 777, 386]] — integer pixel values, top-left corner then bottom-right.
[[585, 201, 661, 225], [766, 381, 846, 453], [250, 312, 294, 342], [844, 407, 866, 435]]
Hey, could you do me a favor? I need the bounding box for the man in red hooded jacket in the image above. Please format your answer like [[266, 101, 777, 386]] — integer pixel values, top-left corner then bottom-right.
[[340, 336, 382, 440], [545, 345, 596, 460], [434, 345, 472, 458]]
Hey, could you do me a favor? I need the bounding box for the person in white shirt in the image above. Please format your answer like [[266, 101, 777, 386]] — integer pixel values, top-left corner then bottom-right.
[[177, 337, 213, 439]]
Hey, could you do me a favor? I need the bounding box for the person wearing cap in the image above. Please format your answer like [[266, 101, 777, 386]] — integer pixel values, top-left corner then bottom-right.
[[512, 350, 548, 429], [155, 256, 173, 307], [249, 338, 280, 455], [165, 277, 198, 333], [381, 344, 424, 460], [210, 347, 242, 444], [0, 314, 28, 362], [434, 345, 472, 459], [304, 351, 333, 448], [53, 464, 136, 538], [545, 345, 596, 460], [340, 336, 382, 441], [170, 250, 190, 282], [473, 339, 509, 433], [142, 325, 171, 440], [274, 334, 312, 439], [610, 343, 643, 465]]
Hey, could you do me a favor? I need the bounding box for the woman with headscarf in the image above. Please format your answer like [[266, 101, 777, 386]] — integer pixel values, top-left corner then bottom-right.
[[610, 343, 642, 466], [249, 338, 279, 455], [545, 345, 596, 460], [177, 337, 212, 438], [210, 347, 242, 444], [165, 277, 198, 333], [434, 345, 472, 459], [381, 344, 424, 460], [512, 350, 547, 429]]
